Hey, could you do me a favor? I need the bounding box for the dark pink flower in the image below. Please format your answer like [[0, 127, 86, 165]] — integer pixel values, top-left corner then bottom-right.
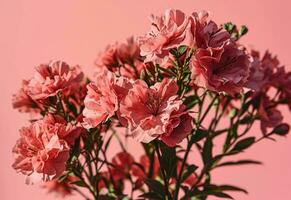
[[83, 70, 132, 128], [96, 37, 145, 79], [120, 78, 193, 146], [258, 95, 283, 134], [139, 9, 193, 64], [110, 152, 135, 181], [131, 154, 160, 189], [191, 41, 250, 95], [246, 50, 280, 92], [131, 154, 159, 180], [271, 67, 291, 109], [171, 161, 197, 187], [12, 80, 40, 113], [191, 11, 230, 49], [27, 61, 84, 100]]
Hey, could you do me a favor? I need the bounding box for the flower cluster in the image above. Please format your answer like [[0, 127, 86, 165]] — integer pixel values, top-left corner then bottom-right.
[[12, 8, 290, 200], [12, 115, 83, 183], [95, 37, 145, 79]]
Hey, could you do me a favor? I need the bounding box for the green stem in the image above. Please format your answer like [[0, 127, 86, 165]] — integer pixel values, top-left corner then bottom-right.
[[154, 142, 172, 200], [173, 138, 191, 200]]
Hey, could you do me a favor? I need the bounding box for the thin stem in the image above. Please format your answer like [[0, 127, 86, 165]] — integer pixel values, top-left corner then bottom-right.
[[198, 94, 218, 126], [173, 138, 191, 200], [72, 186, 91, 200], [154, 142, 171, 200]]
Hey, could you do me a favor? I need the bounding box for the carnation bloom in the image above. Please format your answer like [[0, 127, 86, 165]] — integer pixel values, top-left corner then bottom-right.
[[27, 61, 84, 100], [191, 11, 230, 49], [270, 67, 291, 109], [12, 80, 40, 113], [96, 37, 145, 79], [12, 115, 82, 183], [83, 70, 132, 128], [139, 9, 193, 64], [120, 78, 193, 146], [191, 41, 250, 95], [132, 155, 159, 178], [258, 95, 283, 134], [110, 152, 135, 181], [246, 50, 280, 92], [42, 176, 78, 197]]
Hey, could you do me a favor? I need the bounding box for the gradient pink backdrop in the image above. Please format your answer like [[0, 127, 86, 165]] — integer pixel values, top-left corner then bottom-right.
[[1, 0, 291, 199]]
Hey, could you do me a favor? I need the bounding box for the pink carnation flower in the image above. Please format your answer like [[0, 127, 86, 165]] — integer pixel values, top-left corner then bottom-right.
[[83, 70, 132, 128], [271, 67, 291, 109], [191, 41, 250, 95], [246, 50, 280, 92], [131, 155, 159, 188], [258, 95, 283, 134], [96, 37, 145, 79], [191, 11, 230, 49], [12, 80, 40, 113], [139, 9, 193, 65], [110, 152, 135, 181], [120, 78, 193, 146], [27, 61, 84, 100], [12, 115, 82, 183], [42, 176, 78, 197]]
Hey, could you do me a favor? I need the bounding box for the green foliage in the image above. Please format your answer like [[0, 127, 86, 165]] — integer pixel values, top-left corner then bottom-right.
[[223, 22, 249, 40]]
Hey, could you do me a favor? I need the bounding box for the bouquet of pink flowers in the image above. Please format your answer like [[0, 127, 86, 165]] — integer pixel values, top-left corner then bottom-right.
[[12, 9, 291, 200]]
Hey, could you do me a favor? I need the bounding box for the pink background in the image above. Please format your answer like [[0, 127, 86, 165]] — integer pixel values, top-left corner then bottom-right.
[[1, 0, 291, 199]]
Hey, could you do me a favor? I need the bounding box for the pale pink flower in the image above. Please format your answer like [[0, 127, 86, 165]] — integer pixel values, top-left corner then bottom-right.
[[120, 78, 193, 146], [12, 115, 82, 183], [258, 95, 283, 134], [12, 80, 40, 113], [27, 61, 84, 100], [190, 41, 250, 96], [83, 70, 132, 128], [96, 37, 145, 79], [42, 176, 78, 197], [139, 9, 193, 64]]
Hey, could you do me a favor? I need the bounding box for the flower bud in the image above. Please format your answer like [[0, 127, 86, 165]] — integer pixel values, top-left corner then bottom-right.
[[272, 123, 290, 136]]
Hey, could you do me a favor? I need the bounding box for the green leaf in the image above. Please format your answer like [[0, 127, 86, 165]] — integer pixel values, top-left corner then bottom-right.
[[144, 179, 165, 196], [206, 184, 248, 194], [272, 123, 290, 136], [98, 195, 116, 200], [139, 192, 164, 200], [159, 144, 178, 178], [216, 159, 262, 168], [239, 115, 254, 124], [229, 108, 238, 118], [169, 48, 178, 56], [181, 164, 198, 183], [184, 95, 200, 110], [202, 138, 213, 165], [224, 22, 236, 32], [178, 45, 188, 56], [239, 25, 248, 36], [71, 180, 87, 187], [209, 192, 234, 199], [190, 129, 208, 144], [230, 137, 255, 153]]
